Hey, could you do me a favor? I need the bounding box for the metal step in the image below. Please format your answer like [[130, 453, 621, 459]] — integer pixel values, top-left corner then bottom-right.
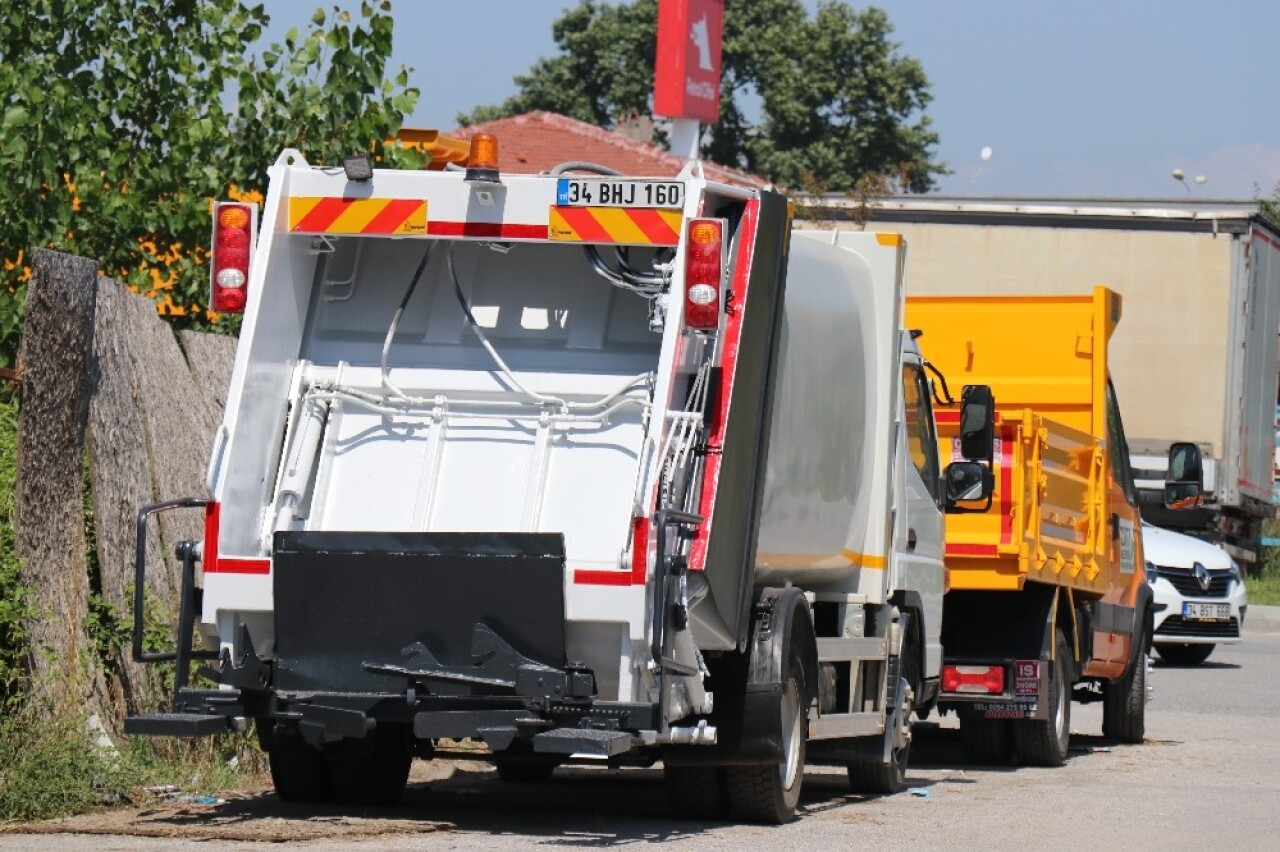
[[532, 727, 635, 757], [125, 713, 229, 738]]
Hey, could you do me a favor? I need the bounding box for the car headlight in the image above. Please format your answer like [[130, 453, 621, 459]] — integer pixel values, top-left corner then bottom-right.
[[1228, 561, 1241, 583], [1145, 560, 1159, 584]]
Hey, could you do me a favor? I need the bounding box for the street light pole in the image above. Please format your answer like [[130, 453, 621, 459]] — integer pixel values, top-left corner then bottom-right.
[[1172, 168, 1208, 194]]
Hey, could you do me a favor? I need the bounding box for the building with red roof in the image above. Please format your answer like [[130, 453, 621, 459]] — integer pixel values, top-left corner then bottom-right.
[[446, 111, 770, 190]]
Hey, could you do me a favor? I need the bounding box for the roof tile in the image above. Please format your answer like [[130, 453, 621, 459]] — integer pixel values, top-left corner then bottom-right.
[[446, 111, 770, 190]]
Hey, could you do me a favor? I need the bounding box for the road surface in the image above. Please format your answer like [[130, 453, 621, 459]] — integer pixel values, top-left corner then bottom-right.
[[3, 628, 1277, 850]]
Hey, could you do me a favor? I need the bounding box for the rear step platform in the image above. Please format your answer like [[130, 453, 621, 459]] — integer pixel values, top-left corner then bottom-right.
[[125, 713, 231, 738]]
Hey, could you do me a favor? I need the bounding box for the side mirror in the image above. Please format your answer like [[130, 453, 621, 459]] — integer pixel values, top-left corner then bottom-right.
[[1164, 441, 1204, 510], [959, 384, 995, 461], [944, 460, 994, 509]]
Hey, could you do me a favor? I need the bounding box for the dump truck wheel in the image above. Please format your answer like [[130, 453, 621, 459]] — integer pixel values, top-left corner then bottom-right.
[[1154, 642, 1214, 666], [1012, 630, 1071, 766], [1104, 630, 1150, 742], [726, 646, 808, 823], [664, 764, 729, 820], [848, 677, 913, 795], [327, 725, 413, 805], [959, 715, 1013, 766]]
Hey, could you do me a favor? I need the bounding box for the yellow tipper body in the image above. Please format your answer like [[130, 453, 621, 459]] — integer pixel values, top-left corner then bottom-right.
[[906, 286, 1136, 597]]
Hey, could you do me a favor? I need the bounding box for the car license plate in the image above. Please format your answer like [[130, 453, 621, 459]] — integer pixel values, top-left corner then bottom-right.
[[1183, 602, 1230, 621], [556, 178, 685, 209]]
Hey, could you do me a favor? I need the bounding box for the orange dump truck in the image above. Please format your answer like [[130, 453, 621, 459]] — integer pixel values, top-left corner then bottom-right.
[[905, 286, 1153, 766]]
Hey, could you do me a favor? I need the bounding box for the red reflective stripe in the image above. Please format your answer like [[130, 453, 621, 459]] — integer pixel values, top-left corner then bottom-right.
[[202, 501, 270, 574], [363, 198, 425, 234], [946, 543, 999, 556], [688, 199, 759, 573], [212, 558, 271, 575], [628, 209, 681, 244], [1000, 423, 1015, 544], [203, 501, 220, 574], [575, 516, 649, 586], [574, 569, 632, 586], [426, 221, 546, 239], [292, 197, 351, 232], [935, 410, 960, 425]]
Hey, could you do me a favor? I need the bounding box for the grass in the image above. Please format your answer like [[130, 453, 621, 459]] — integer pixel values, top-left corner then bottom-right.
[[1248, 517, 1280, 606], [0, 389, 267, 822], [0, 694, 268, 823]]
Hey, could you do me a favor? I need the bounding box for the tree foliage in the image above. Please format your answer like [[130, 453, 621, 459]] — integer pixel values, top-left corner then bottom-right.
[[458, 0, 944, 194], [0, 0, 422, 367]]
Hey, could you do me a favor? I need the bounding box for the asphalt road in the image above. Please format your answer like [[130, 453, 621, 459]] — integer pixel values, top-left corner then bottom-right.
[[3, 624, 1278, 850]]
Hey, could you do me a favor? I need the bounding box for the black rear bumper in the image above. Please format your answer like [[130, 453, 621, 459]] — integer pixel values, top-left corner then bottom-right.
[[128, 530, 661, 756]]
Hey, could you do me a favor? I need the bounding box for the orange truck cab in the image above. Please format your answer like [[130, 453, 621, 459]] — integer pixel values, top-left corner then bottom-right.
[[906, 286, 1153, 767]]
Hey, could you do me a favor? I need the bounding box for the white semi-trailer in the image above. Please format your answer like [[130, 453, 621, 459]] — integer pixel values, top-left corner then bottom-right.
[[801, 198, 1280, 566], [126, 142, 991, 823]]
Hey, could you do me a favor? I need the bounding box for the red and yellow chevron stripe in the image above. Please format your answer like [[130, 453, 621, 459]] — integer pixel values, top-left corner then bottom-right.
[[289, 197, 427, 236], [549, 206, 682, 245]]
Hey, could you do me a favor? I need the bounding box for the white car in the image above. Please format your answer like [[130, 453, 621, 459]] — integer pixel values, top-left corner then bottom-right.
[[1142, 522, 1247, 665]]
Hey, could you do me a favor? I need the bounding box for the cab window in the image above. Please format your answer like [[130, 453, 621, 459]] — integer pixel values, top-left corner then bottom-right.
[[1105, 379, 1139, 506], [903, 364, 941, 501]]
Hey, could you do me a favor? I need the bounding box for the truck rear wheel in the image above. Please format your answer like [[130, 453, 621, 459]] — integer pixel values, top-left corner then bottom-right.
[[1012, 630, 1071, 767], [327, 725, 413, 805], [269, 739, 334, 803], [726, 647, 807, 823], [664, 764, 729, 820], [494, 755, 559, 783], [959, 715, 1013, 766], [1104, 630, 1150, 742]]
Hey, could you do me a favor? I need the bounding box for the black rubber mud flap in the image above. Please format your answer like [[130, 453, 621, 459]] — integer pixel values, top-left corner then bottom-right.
[[272, 531, 566, 694], [668, 587, 816, 766]]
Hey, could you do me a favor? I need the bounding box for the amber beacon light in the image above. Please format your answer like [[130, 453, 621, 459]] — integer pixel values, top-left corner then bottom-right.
[[464, 133, 501, 184]]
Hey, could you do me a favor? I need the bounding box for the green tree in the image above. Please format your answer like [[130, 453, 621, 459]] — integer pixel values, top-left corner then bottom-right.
[[458, 0, 944, 193], [0, 0, 422, 368]]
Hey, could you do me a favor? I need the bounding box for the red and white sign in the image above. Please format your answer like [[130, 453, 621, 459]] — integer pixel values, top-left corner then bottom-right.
[[653, 0, 723, 123]]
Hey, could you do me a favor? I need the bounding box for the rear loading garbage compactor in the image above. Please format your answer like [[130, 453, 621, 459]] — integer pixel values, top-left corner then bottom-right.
[[126, 146, 987, 822]]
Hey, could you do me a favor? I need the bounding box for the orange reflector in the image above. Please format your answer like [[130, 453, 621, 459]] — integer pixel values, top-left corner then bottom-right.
[[467, 133, 499, 170]]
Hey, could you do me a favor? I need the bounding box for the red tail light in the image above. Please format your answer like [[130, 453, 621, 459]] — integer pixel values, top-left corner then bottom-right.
[[942, 664, 1005, 694], [684, 218, 726, 330], [211, 202, 256, 314]]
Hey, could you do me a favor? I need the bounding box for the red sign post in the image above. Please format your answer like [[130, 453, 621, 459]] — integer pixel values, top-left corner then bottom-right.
[[653, 0, 723, 123]]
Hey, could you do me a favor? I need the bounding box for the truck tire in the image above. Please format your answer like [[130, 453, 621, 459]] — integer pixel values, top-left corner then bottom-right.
[[847, 677, 913, 795], [1104, 630, 1150, 743], [959, 715, 1013, 766], [1012, 629, 1071, 767], [494, 755, 559, 783], [327, 725, 413, 805], [269, 741, 334, 803], [664, 764, 729, 820], [1154, 642, 1214, 666], [726, 645, 808, 823]]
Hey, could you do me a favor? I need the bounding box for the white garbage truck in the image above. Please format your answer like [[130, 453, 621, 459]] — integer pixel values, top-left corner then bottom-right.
[[126, 140, 991, 823]]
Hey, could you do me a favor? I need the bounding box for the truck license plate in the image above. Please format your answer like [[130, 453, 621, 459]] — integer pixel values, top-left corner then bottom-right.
[[556, 178, 685, 209], [1183, 602, 1230, 621]]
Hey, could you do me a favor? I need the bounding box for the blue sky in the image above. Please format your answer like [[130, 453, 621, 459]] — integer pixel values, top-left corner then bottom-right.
[[262, 1, 1280, 199]]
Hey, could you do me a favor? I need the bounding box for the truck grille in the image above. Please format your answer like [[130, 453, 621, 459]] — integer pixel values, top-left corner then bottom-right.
[[1155, 616, 1240, 639], [1156, 566, 1232, 598]]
